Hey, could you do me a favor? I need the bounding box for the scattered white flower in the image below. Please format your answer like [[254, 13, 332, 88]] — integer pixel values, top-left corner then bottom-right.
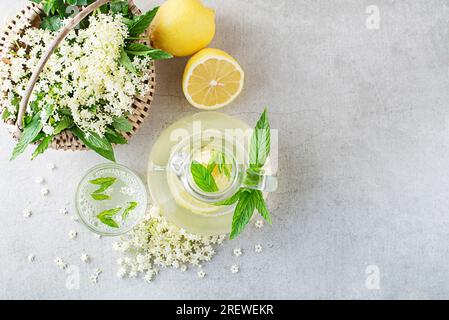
[[43, 125, 54, 136], [89, 275, 98, 284], [197, 270, 206, 278], [95, 234, 102, 239], [117, 267, 127, 278], [94, 268, 102, 276], [231, 265, 239, 274], [48, 163, 56, 171], [59, 208, 68, 215], [80, 253, 90, 263], [54, 257, 67, 270], [71, 216, 79, 222], [255, 220, 264, 229], [233, 248, 243, 257], [23, 208, 32, 218], [254, 244, 263, 253], [68, 230, 77, 239], [35, 177, 44, 184], [143, 271, 154, 283], [41, 188, 49, 196], [28, 254, 35, 262], [114, 210, 224, 283]]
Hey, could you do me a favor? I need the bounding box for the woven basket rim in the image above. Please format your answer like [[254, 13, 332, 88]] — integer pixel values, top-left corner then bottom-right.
[[0, 0, 156, 152]]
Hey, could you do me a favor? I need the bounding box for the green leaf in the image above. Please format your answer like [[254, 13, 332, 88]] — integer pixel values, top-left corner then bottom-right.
[[254, 190, 272, 224], [119, 47, 138, 75], [89, 177, 116, 186], [31, 136, 53, 160], [214, 189, 245, 206], [71, 126, 116, 162], [105, 128, 127, 144], [53, 116, 74, 135], [31, 132, 45, 144], [112, 116, 133, 133], [125, 43, 173, 60], [42, 0, 56, 16], [41, 16, 63, 31], [91, 193, 111, 201], [122, 201, 138, 220], [89, 176, 116, 196], [2, 108, 11, 120], [249, 109, 270, 171], [230, 191, 256, 239], [11, 113, 43, 160], [96, 207, 121, 228], [110, 0, 128, 15], [191, 161, 219, 193], [128, 7, 159, 37]]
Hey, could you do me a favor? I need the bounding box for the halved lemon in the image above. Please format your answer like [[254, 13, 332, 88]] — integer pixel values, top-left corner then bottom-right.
[[182, 48, 244, 110]]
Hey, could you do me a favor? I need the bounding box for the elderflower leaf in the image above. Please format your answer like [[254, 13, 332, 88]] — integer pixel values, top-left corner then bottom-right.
[[127, 7, 159, 37], [31, 136, 53, 160], [11, 113, 43, 160]]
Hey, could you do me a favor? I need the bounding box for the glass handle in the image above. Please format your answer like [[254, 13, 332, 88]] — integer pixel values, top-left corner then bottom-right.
[[243, 174, 278, 192]]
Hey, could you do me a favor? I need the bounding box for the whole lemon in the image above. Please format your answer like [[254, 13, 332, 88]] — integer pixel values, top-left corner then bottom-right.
[[150, 0, 215, 57]]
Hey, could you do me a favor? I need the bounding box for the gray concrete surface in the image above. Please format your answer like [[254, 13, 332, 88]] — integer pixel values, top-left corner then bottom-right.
[[1, 0, 449, 299]]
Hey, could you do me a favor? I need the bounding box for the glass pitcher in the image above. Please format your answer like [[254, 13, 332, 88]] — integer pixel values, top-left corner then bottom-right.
[[147, 112, 277, 235]]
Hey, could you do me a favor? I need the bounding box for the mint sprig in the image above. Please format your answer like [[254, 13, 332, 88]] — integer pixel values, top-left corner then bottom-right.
[[217, 109, 273, 239]]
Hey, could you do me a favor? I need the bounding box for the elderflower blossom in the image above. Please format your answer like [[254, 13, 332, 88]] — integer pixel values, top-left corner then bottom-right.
[[0, 14, 152, 137], [113, 209, 226, 283]]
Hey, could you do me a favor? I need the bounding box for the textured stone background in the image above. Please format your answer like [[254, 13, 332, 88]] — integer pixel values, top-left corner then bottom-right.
[[1, 0, 449, 299]]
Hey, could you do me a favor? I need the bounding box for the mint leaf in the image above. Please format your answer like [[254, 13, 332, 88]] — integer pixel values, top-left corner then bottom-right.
[[72, 126, 116, 162], [249, 109, 270, 171], [230, 190, 256, 239], [31, 136, 53, 160], [11, 113, 43, 160], [128, 7, 159, 37], [89, 177, 116, 198], [122, 201, 138, 220], [119, 47, 138, 75], [214, 189, 243, 206], [89, 177, 116, 186], [112, 116, 133, 133], [191, 161, 219, 193], [96, 207, 121, 228], [254, 190, 272, 224], [91, 193, 111, 201]]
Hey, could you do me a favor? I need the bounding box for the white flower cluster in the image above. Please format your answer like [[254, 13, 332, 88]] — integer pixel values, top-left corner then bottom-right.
[[0, 13, 152, 136], [113, 207, 226, 282]]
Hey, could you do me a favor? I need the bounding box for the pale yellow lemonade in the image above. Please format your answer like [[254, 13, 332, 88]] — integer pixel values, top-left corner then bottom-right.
[[147, 112, 252, 235]]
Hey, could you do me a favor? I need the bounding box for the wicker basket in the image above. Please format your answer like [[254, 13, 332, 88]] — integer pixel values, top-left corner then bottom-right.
[[0, 0, 156, 151]]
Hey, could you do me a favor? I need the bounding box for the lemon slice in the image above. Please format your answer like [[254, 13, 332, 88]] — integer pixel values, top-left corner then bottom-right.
[[182, 48, 244, 110]]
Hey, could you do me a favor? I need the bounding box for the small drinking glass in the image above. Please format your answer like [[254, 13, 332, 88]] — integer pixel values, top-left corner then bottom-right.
[[75, 163, 148, 236]]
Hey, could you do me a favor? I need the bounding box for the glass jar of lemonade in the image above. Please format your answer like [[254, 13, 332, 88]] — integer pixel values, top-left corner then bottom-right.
[[147, 112, 276, 235]]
